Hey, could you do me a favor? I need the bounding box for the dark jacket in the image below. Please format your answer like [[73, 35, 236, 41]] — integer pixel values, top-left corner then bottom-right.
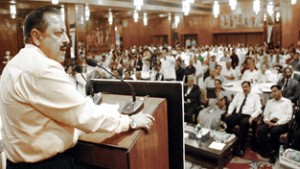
[[278, 78, 299, 103]]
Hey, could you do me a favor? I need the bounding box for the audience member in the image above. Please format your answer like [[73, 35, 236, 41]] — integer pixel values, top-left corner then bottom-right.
[[159, 47, 176, 81], [223, 81, 262, 157], [134, 70, 143, 80], [197, 95, 229, 130], [219, 50, 231, 62], [123, 70, 133, 80], [230, 48, 239, 69], [150, 64, 164, 81], [257, 85, 293, 163], [204, 68, 216, 88], [112, 68, 121, 79], [193, 55, 204, 85], [215, 64, 224, 82], [289, 52, 300, 70], [175, 58, 185, 81], [241, 58, 258, 83], [277, 66, 299, 103], [257, 64, 273, 83], [184, 76, 201, 123], [223, 61, 235, 82], [204, 79, 229, 106], [184, 59, 196, 82]]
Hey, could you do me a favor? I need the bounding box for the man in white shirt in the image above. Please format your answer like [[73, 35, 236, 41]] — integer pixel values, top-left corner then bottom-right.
[[223, 60, 235, 82], [241, 59, 258, 83], [0, 6, 154, 168], [204, 68, 216, 88], [160, 47, 176, 81], [223, 81, 262, 157], [215, 64, 224, 82], [257, 63, 272, 83], [257, 85, 293, 163]]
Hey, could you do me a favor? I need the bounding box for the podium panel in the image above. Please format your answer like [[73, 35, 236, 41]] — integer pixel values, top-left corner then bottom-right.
[[71, 94, 169, 169], [90, 79, 184, 169]]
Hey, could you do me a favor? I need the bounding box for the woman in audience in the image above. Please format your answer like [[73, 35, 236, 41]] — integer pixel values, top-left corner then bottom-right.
[[197, 95, 230, 130]]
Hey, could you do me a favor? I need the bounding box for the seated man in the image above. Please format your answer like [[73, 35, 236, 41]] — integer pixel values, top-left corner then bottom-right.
[[257, 85, 293, 163], [223, 60, 235, 83], [184, 76, 201, 123], [290, 95, 300, 151], [241, 58, 258, 83], [277, 66, 298, 103], [257, 64, 273, 83], [223, 81, 262, 157], [204, 68, 216, 88], [197, 95, 229, 130]]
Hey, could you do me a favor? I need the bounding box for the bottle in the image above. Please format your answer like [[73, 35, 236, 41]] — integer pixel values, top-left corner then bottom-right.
[[279, 144, 284, 158]]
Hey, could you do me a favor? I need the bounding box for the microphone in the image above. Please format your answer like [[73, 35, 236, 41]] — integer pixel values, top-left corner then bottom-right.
[[86, 58, 144, 115]]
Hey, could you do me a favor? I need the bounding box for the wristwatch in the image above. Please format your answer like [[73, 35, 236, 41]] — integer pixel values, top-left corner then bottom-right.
[[129, 118, 137, 130]]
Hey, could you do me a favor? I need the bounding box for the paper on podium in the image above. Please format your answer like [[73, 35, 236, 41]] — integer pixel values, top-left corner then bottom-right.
[[208, 141, 226, 151]]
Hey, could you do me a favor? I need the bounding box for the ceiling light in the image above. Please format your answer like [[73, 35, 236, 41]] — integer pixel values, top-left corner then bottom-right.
[[229, 0, 237, 10], [173, 15, 180, 28], [134, 0, 143, 11], [182, 0, 191, 16], [263, 13, 267, 21], [108, 11, 113, 25], [291, 0, 297, 5], [267, 1, 274, 16], [275, 11, 280, 22], [253, 0, 260, 15], [52, 0, 59, 5], [168, 13, 171, 21], [133, 10, 139, 22], [80, 16, 84, 24], [85, 5, 90, 21], [213, 1, 220, 18], [10, 4, 16, 19], [143, 13, 148, 26], [158, 14, 165, 17]]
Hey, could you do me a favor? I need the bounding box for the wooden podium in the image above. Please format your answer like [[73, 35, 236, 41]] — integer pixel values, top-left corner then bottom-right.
[[71, 94, 169, 169]]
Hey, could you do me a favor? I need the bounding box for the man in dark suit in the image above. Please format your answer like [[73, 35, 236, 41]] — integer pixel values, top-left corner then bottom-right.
[[277, 66, 299, 103], [184, 75, 201, 123]]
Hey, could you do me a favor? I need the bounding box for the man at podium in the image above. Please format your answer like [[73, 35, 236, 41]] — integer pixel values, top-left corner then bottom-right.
[[0, 6, 154, 169]]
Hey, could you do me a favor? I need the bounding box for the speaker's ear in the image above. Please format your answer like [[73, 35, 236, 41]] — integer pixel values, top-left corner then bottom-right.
[[31, 29, 41, 47]]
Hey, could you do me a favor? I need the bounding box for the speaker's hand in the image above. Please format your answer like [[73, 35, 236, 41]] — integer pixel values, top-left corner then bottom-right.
[[130, 112, 155, 132]]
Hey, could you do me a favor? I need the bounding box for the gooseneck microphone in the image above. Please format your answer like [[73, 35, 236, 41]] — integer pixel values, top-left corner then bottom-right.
[[86, 58, 144, 115]]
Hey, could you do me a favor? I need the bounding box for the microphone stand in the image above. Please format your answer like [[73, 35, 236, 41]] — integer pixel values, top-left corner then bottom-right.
[[87, 59, 144, 115]]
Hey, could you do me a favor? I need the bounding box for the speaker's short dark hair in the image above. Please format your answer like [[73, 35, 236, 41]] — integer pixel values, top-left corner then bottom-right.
[[24, 6, 61, 43]]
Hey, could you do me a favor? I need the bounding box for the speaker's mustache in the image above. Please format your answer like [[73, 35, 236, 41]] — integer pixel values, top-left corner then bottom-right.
[[60, 43, 69, 50]]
